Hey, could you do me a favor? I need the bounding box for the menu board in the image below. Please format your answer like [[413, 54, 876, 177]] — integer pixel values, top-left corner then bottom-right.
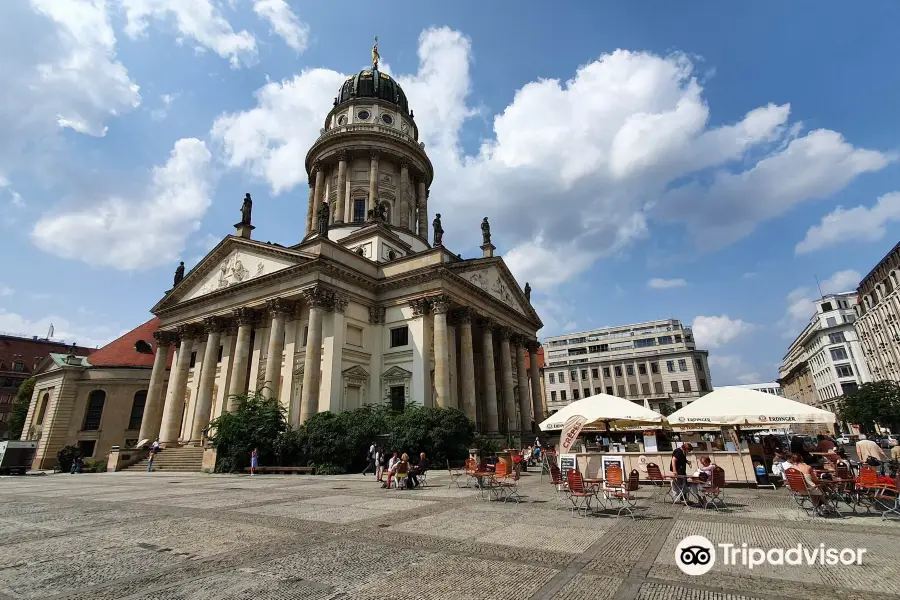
[[559, 454, 577, 478]]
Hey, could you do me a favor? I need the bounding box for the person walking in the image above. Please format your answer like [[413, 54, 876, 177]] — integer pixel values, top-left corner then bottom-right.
[[856, 434, 888, 473], [147, 449, 154, 472], [362, 441, 376, 475], [250, 448, 259, 476], [375, 445, 384, 482]]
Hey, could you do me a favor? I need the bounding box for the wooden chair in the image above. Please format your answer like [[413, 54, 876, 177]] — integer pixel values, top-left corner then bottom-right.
[[447, 460, 464, 489], [566, 469, 596, 517], [603, 464, 637, 518], [880, 472, 900, 521], [646, 462, 666, 498], [549, 463, 571, 510], [784, 468, 818, 516], [698, 466, 727, 511], [492, 461, 521, 503]]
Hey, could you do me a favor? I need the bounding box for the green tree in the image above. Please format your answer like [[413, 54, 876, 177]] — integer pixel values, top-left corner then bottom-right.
[[388, 405, 474, 465], [304, 404, 393, 473], [837, 380, 900, 433], [8, 377, 36, 440], [207, 392, 289, 472]]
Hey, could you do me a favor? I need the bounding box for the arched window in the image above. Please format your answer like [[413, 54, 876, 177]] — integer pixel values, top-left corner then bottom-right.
[[128, 390, 147, 430], [82, 390, 106, 431], [36, 393, 49, 425], [353, 198, 366, 223]]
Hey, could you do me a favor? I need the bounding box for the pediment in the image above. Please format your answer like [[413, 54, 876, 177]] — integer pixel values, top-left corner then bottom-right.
[[382, 366, 412, 379], [456, 263, 530, 317], [343, 365, 370, 378], [156, 237, 311, 309]]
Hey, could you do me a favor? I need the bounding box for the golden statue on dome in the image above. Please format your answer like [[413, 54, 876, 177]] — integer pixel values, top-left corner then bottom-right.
[[372, 36, 380, 69]]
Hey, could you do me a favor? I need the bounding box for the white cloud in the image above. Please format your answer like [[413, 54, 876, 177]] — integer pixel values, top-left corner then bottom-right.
[[0, 285, 13, 297], [121, 0, 256, 67], [209, 29, 891, 292], [252, 0, 309, 52], [648, 277, 686, 289], [781, 269, 861, 335], [532, 295, 577, 338], [150, 92, 178, 121], [0, 1, 140, 173], [692, 315, 754, 349], [31, 138, 214, 270], [796, 191, 900, 254], [708, 354, 763, 387], [0, 308, 120, 349]]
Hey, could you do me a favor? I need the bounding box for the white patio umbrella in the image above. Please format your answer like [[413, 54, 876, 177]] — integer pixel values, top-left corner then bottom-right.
[[538, 393, 666, 431], [666, 387, 837, 427]]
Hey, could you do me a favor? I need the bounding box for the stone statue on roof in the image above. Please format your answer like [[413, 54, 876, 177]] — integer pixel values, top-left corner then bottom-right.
[[174, 261, 185, 286], [433, 213, 444, 246], [317, 202, 330, 235], [481, 217, 491, 245], [524, 282, 531, 302], [240, 193, 252, 225]]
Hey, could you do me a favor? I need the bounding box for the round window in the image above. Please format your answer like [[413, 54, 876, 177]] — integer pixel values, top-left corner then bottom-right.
[[382, 114, 394, 125], [357, 110, 370, 120], [337, 114, 347, 126]]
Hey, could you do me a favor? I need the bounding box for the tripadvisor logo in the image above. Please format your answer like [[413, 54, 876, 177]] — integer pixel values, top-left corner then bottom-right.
[[675, 536, 867, 575]]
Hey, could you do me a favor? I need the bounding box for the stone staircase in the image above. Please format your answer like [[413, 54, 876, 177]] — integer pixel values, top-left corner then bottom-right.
[[126, 446, 205, 473]]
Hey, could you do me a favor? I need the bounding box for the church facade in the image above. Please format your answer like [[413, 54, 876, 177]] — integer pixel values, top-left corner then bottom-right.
[[138, 60, 545, 448]]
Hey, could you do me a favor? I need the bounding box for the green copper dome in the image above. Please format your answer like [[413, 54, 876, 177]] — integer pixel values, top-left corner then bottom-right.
[[336, 68, 410, 114]]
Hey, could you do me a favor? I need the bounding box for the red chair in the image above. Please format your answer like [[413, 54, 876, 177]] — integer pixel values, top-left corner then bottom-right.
[[698, 466, 727, 511], [565, 469, 596, 517]]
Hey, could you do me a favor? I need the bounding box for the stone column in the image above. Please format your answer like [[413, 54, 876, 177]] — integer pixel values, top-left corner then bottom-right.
[[399, 162, 410, 228], [499, 327, 517, 434], [300, 287, 328, 423], [432, 295, 451, 408], [335, 151, 347, 223], [227, 308, 255, 409], [528, 341, 546, 428], [312, 164, 324, 232], [481, 318, 499, 434], [417, 179, 428, 241], [137, 330, 173, 443], [458, 309, 477, 423], [190, 317, 222, 443], [515, 337, 531, 434], [262, 298, 290, 399], [159, 326, 196, 446], [368, 151, 379, 214], [305, 177, 315, 234]]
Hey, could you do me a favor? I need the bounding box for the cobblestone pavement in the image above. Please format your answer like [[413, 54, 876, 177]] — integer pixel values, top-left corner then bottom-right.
[[0, 469, 896, 600]]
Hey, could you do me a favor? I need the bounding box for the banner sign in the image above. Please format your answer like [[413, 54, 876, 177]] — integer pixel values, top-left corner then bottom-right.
[[559, 415, 588, 454]]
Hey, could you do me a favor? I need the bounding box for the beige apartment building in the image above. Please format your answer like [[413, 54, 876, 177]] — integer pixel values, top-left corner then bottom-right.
[[543, 320, 712, 415], [854, 241, 900, 383]]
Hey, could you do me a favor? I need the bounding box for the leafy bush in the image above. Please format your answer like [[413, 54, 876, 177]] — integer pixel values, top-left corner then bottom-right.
[[304, 404, 393, 474], [8, 377, 36, 441], [388, 406, 474, 465], [84, 459, 107, 473], [473, 433, 501, 457], [207, 392, 289, 472], [56, 444, 81, 473]]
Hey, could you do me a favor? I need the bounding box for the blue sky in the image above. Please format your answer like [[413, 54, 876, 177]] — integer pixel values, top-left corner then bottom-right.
[[2, 1, 900, 386]]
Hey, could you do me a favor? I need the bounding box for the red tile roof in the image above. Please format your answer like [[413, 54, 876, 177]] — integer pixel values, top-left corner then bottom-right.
[[87, 317, 175, 369], [524, 346, 545, 370]]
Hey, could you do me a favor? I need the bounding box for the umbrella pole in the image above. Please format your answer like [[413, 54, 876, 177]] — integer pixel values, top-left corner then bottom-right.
[[735, 425, 752, 489]]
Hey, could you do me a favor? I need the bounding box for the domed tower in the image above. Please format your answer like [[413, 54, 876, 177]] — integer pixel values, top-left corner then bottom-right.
[[303, 39, 434, 254]]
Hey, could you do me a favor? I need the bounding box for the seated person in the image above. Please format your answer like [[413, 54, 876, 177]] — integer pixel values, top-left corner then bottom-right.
[[814, 434, 836, 453], [395, 453, 410, 489], [409, 452, 428, 488], [689, 456, 715, 502], [382, 452, 400, 489], [787, 454, 826, 511]]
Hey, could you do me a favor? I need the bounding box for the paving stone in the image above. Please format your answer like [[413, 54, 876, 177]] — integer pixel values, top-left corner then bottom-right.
[[132, 571, 336, 600], [552, 573, 622, 600], [636, 582, 765, 600]]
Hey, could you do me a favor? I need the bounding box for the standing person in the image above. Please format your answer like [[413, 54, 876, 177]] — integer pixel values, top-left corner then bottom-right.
[[890, 438, 900, 461], [382, 452, 400, 489], [856, 434, 888, 473], [375, 445, 385, 482], [670, 442, 692, 503], [151, 438, 161, 453], [147, 449, 155, 472], [362, 441, 376, 475], [250, 448, 259, 476]]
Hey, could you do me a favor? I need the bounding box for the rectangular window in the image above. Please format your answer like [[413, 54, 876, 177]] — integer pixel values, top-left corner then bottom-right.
[[682, 380, 692, 393], [678, 359, 687, 372], [583, 388, 590, 398], [671, 381, 680, 393], [389, 385, 405, 411], [658, 335, 673, 345], [560, 390, 567, 401], [614, 366, 623, 377], [353, 198, 366, 223], [695, 358, 704, 372], [217, 345, 224, 363], [573, 389, 580, 400], [605, 386, 614, 395], [626, 364, 635, 376], [390, 326, 409, 348], [594, 387, 602, 395], [650, 362, 659, 374], [82, 391, 105, 431], [635, 338, 655, 348], [654, 381, 663, 394], [302, 326, 308, 347], [559, 372, 565, 383], [829, 332, 846, 344], [13, 362, 24, 372], [835, 364, 854, 377], [603, 367, 611, 377], [616, 384, 626, 397], [548, 373, 555, 384], [580, 369, 588, 380], [570, 370, 578, 381], [826, 317, 837, 327], [128, 391, 147, 430], [699, 379, 708, 392], [821, 301, 833, 312], [641, 382, 650, 394], [638, 363, 647, 375], [591, 368, 599, 378], [666, 360, 675, 373], [840, 381, 858, 395], [628, 383, 638, 396], [830, 347, 849, 361], [551, 391, 557, 401]]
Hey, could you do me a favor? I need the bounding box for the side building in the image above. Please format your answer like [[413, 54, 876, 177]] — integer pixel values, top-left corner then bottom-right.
[[716, 382, 784, 396], [543, 319, 712, 416], [779, 292, 870, 417], [854, 241, 900, 383]]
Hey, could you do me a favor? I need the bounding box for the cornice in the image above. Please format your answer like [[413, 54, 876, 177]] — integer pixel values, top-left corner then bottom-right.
[[306, 133, 433, 183]]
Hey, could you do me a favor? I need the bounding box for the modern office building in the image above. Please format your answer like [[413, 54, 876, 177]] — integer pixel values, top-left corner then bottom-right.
[[779, 292, 870, 416], [854, 241, 900, 384], [716, 382, 784, 395], [543, 319, 712, 415]]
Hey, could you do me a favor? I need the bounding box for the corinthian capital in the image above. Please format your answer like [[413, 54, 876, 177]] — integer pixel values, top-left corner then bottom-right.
[[202, 316, 223, 334], [265, 297, 293, 317], [409, 298, 430, 317], [497, 326, 511, 341], [303, 285, 331, 309], [153, 330, 175, 347], [232, 307, 257, 326], [430, 295, 451, 315]]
